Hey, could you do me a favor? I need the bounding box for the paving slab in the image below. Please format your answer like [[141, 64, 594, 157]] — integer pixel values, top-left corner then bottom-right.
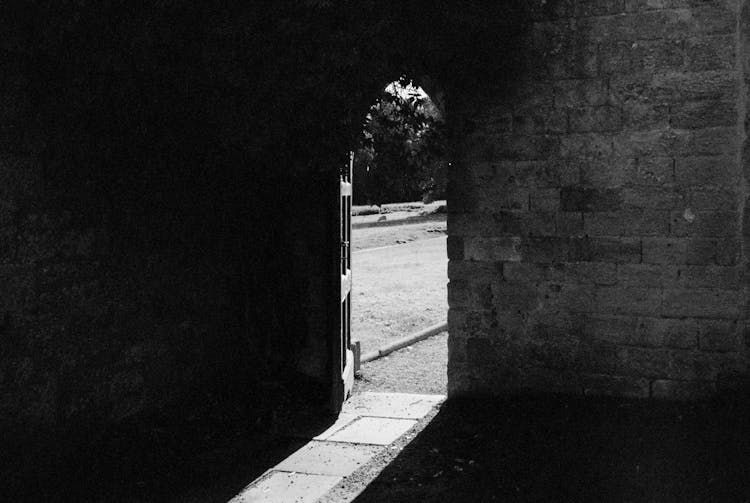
[[226, 392, 445, 503], [344, 392, 444, 419], [312, 413, 358, 441], [274, 441, 380, 476], [228, 471, 341, 503], [326, 416, 417, 445]]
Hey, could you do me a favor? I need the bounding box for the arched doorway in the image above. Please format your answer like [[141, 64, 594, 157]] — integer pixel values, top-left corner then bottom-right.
[[332, 78, 450, 411]]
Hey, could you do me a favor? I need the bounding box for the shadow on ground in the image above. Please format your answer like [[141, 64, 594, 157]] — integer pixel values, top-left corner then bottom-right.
[[2, 373, 338, 503], [353, 393, 750, 503]]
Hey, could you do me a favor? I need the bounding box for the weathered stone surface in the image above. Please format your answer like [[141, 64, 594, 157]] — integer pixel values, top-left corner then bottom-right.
[[274, 441, 380, 477], [447, 0, 749, 401], [326, 417, 417, 446], [343, 392, 444, 420], [229, 472, 341, 503]]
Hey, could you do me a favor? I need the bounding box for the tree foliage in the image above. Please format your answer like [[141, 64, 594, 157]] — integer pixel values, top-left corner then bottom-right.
[[354, 82, 447, 205]]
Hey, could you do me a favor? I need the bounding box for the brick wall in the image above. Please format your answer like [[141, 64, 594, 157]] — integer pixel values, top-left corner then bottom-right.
[[448, 0, 749, 399]]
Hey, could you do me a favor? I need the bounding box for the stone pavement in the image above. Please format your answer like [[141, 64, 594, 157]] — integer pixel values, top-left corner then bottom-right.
[[227, 392, 445, 503]]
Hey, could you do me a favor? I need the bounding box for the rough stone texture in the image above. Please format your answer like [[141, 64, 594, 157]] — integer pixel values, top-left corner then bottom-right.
[[447, 0, 750, 400]]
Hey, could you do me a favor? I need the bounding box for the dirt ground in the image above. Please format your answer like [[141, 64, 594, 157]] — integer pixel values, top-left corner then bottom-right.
[[351, 207, 448, 397], [355, 333, 448, 395], [351, 231, 447, 354]]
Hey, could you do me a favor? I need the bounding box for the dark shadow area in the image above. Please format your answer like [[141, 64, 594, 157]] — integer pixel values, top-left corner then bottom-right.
[[2, 373, 339, 503], [353, 393, 750, 502]]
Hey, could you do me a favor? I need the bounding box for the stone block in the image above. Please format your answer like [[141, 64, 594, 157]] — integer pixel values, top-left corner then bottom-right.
[[274, 441, 379, 476], [491, 210, 557, 237], [674, 126, 737, 156], [447, 235, 464, 260], [561, 187, 622, 212], [629, 157, 673, 185], [569, 105, 623, 132], [447, 260, 499, 280], [685, 34, 736, 71], [579, 158, 632, 188], [493, 134, 560, 161], [476, 186, 530, 211], [670, 100, 737, 129], [588, 314, 696, 348], [614, 126, 736, 158], [530, 188, 561, 212], [463, 237, 522, 262], [669, 210, 740, 237], [617, 263, 677, 287], [595, 286, 662, 315], [326, 416, 417, 445], [568, 236, 642, 263], [675, 265, 742, 289], [620, 187, 684, 209], [557, 213, 584, 235], [343, 392, 444, 420], [583, 210, 669, 236], [688, 188, 738, 211], [547, 41, 599, 79], [600, 39, 684, 75], [229, 471, 340, 503], [642, 7, 735, 38], [635, 317, 698, 349], [662, 288, 740, 318], [512, 107, 568, 134], [448, 280, 470, 308], [313, 414, 359, 441], [560, 133, 613, 159], [697, 319, 743, 352], [642, 237, 737, 266], [448, 308, 494, 338], [520, 236, 570, 262], [621, 101, 671, 130], [544, 261, 618, 285], [642, 237, 687, 264], [613, 129, 677, 158], [667, 350, 745, 381], [554, 79, 609, 107], [713, 238, 741, 266], [583, 314, 636, 341], [544, 282, 597, 312]]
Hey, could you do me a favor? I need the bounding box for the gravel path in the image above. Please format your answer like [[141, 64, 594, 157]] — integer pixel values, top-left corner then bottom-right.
[[351, 236, 447, 353], [355, 333, 448, 395], [351, 213, 448, 395]]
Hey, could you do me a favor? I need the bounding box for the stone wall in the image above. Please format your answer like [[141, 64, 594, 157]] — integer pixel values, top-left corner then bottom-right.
[[0, 3, 342, 473], [448, 0, 750, 399]]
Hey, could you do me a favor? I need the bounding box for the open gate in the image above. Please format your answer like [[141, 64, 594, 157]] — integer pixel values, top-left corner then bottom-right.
[[331, 151, 355, 412]]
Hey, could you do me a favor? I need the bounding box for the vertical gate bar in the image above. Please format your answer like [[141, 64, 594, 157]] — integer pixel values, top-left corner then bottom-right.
[[346, 151, 353, 355]]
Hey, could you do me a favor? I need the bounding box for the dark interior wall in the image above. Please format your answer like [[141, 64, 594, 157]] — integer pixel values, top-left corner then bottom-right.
[[0, 3, 533, 495], [0, 2, 274, 436]]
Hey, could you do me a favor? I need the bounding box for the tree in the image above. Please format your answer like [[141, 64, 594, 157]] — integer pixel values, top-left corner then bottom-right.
[[354, 81, 447, 205]]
